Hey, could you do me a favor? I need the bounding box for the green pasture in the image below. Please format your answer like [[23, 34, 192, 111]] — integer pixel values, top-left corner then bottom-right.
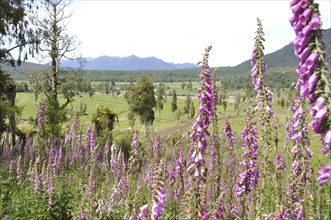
[[15, 88, 327, 167]]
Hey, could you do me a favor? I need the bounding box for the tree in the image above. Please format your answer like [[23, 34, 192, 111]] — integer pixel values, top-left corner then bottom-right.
[[78, 101, 87, 116], [0, 70, 22, 144], [276, 88, 281, 99], [104, 81, 110, 94], [175, 108, 183, 123], [219, 82, 228, 112], [110, 81, 116, 96], [156, 83, 166, 116], [234, 94, 242, 116], [35, 0, 79, 102], [0, 0, 38, 143], [0, 0, 39, 65], [88, 83, 94, 97], [280, 97, 285, 108], [181, 82, 185, 90], [171, 89, 178, 113], [187, 82, 193, 90], [190, 101, 195, 118], [184, 93, 192, 115], [91, 105, 121, 145], [124, 75, 156, 137], [33, 0, 80, 137]]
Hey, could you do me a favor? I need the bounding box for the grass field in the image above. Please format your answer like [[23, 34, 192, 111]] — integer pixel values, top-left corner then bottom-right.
[[15, 88, 327, 167]]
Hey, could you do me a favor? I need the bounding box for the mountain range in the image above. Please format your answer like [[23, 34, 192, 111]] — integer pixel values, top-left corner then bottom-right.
[[59, 55, 197, 70], [4, 28, 330, 82], [59, 28, 330, 72]]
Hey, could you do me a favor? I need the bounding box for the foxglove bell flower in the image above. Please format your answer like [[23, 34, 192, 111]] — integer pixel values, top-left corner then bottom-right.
[[16, 156, 22, 186], [153, 136, 161, 160], [138, 204, 148, 218], [275, 152, 285, 172], [322, 130, 331, 155], [317, 164, 331, 185], [129, 130, 140, 170], [66, 121, 77, 144], [188, 46, 213, 176], [85, 127, 97, 153], [187, 46, 213, 219], [214, 202, 226, 220], [290, 0, 330, 185], [190, 46, 213, 148], [224, 121, 235, 158], [46, 164, 54, 208], [235, 109, 259, 198], [37, 101, 46, 129], [251, 19, 274, 117], [151, 179, 166, 219]]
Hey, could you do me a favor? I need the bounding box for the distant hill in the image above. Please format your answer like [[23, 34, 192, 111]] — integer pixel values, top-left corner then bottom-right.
[[59, 55, 198, 70], [1, 61, 45, 70], [4, 28, 330, 89], [227, 28, 331, 77]]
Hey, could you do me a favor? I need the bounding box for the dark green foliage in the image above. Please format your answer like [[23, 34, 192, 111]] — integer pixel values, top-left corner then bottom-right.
[[175, 108, 183, 122], [186, 81, 193, 90], [184, 93, 192, 115], [110, 81, 117, 96], [0, 173, 50, 220], [280, 98, 285, 108], [96, 81, 110, 94], [234, 94, 242, 116], [171, 90, 177, 113], [49, 178, 76, 219], [0, 0, 38, 143], [156, 83, 166, 114], [115, 131, 133, 161], [0, 0, 39, 65], [124, 75, 156, 136], [180, 82, 185, 90], [78, 101, 87, 116], [15, 81, 30, 92], [219, 81, 229, 112], [0, 70, 22, 141], [91, 105, 120, 145], [190, 102, 195, 118], [43, 96, 68, 138], [27, 64, 86, 139]]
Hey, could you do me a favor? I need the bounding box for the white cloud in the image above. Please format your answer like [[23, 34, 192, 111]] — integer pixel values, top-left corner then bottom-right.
[[65, 0, 331, 67]]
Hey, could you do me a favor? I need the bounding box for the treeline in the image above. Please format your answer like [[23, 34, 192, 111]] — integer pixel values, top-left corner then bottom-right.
[[223, 68, 298, 90], [8, 66, 299, 91]]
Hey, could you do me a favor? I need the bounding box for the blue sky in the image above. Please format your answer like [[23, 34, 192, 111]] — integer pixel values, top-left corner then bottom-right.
[[60, 0, 331, 67]]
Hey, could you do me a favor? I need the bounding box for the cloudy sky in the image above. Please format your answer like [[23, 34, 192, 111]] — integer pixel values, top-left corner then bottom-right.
[[63, 0, 331, 67]]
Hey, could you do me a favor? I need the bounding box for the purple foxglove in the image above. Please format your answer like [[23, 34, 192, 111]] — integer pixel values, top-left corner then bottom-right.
[[187, 46, 213, 219], [290, 1, 330, 189], [299, 7, 312, 23], [37, 101, 46, 130], [85, 127, 97, 153], [16, 156, 22, 186], [310, 107, 327, 134], [275, 152, 285, 171], [138, 204, 148, 218], [151, 179, 166, 220], [322, 130, 331, 154], [235, 109, 259, 198], [153, 136, 161, 160], [292, 160, 300, 176], [317, 164, 331, 185]]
